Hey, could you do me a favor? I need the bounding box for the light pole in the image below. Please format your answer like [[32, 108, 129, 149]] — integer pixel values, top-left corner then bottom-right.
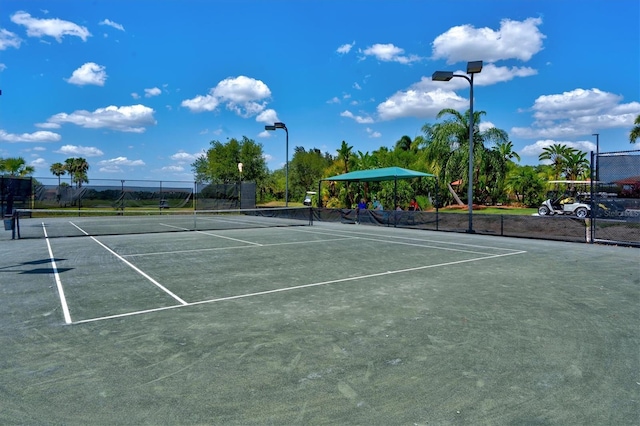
[[592, 133, 599, 182], [432, 60, 483, 233], [237, 162, 243, 209], [265, 122, 289, 206]]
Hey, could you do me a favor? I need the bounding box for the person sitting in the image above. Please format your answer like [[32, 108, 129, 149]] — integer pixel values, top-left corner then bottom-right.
[[409, 198, 420, 211], [356, 198, 367, 224], [373, 198, 383, 210]]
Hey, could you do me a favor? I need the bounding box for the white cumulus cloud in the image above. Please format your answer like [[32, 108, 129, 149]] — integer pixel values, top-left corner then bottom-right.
[[340, 110, 374, 124], [432, 17, 545, 64], [144, 87, 161, 97], [66, 62, 107, 86], [98, 157, 145, 167], [337, 41, 355, 54], [47, 104, 156, 133], [362, 43, 421, 64], [182, 76, 271, 118], [56, 145, 104, 157], [512, 88, 640, 140], [11, 11, 91, 42], [0, 129, 61, 143]]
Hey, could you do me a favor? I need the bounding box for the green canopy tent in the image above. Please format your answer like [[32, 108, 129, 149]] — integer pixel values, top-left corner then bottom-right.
[[318, 166, 436, 208]]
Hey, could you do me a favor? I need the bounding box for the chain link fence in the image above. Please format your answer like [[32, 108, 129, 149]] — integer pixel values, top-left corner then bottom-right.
[[10, 178, 257, 212], [592, 150, 640, 246]]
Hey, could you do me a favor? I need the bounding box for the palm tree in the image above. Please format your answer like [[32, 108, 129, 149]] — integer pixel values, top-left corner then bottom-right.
[[1, 157, 35, 176], [630, 114, 640, 144], [420, 108, 509, 206], [63, 157, 90, 188], [336, 141, 354, 206], [495, 141, 521, 163], [64, 158, 76, 185], [394, 135, 413, 152], [562, 150, 590, 180], [50, 162, 66, 186], [539, 144, 570, 180], [336, 141, 353, 174], [71, 157, 90, 188]]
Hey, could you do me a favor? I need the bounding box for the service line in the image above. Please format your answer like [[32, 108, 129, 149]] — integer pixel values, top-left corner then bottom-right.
[[72, 249, 526, 325]]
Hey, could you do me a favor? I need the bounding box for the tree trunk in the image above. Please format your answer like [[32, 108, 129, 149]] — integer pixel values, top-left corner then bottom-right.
[[447, 183, 464, 206]]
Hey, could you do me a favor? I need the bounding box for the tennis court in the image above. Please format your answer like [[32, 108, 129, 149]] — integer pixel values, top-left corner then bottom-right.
[[0, 217, 638, 424]]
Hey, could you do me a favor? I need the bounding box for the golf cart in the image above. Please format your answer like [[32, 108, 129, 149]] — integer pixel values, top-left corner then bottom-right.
[[303, 191, 316, 206], [537, 180, 591, 218]]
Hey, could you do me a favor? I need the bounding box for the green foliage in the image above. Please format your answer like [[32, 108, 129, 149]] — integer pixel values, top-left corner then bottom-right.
[[0, 157, 35, 176], [289, 147, 333, 202], [505, 165, 545, 206], [192, 136, 268, 198], [630, 114, 640, 144], [62, 157, 90, 188]]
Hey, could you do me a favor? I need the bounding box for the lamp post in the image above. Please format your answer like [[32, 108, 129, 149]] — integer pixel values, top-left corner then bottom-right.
[[237, 162, 243, 209], [265, 122, 289, 206], [432, 60, 483, 233], [592, 133, 599, 182]]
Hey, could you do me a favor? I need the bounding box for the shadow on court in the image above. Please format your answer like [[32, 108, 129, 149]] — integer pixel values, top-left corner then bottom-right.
[[0, 223, 638, 424]]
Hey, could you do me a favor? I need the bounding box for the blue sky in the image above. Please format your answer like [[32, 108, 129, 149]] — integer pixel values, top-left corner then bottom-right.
[[1, 0, 639, 182]]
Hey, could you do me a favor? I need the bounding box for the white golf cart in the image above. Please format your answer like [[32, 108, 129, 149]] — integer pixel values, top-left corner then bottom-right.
[[303, 191, 316, 206], [537, 180, 592, 218]]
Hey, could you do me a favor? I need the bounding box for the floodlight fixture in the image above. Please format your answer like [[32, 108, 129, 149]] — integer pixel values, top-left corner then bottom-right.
[[466, 61, 483, 74], [431, 71, 454, 81]]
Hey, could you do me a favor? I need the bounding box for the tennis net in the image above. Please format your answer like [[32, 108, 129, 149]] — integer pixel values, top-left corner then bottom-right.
[[14, 207, 313, 239]]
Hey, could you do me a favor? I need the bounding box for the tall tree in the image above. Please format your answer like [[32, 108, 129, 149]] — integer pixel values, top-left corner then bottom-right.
[[71, 157, 90, 188], [289, 147, 332, 200], [64, 158, 76, 185], [539, 144, 570, 180], [420, 108, 508, 205], [50, 162, 66, 186], [336, 140, 353, 174], [192, 136, 268, 197], [394, 135, 413, 152], [495, 141, 521, 163], [0, 157, 35, 176], [562, 150, 590, 180]]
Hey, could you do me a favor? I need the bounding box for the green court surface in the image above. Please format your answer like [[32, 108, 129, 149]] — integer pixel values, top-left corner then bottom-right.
[[0, 222, 638, 424]]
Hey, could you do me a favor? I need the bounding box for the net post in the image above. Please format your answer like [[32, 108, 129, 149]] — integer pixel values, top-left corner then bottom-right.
[[12, 209, 19, 240]]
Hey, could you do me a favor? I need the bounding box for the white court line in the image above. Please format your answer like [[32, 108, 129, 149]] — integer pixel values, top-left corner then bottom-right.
[[42, 223, 73, 324], [288, 227, 509, 256], [295, 225, 525, 252], [124, 237, 356, 257], [160, 223, 263, 246], [71, 249, 526, 325], [69, 221, 188, 305], [123, 225, 506, 259]]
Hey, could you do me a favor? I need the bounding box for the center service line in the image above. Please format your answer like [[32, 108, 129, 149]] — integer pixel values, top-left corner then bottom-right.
[[73, 249, 526, 325], [69, 222, 189, 306]]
